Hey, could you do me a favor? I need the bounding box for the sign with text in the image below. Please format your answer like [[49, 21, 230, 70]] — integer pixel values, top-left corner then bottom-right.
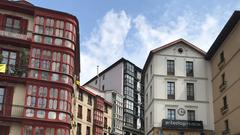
[[162, 119, 203, 130]]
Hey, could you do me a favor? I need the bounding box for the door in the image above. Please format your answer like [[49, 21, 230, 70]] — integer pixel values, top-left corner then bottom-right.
[[0, 125, 10, 135]]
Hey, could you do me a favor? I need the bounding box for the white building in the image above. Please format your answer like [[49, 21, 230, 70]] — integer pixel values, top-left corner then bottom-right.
[[143, 39, 214, 135]]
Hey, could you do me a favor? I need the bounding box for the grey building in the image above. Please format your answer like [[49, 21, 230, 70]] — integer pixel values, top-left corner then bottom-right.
[[84, 58, 144, 135]]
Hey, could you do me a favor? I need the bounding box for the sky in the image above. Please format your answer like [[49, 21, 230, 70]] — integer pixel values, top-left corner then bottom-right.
[[28, 0, 240, 84]]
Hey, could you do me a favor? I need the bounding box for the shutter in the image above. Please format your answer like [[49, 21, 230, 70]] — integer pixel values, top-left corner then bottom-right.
[[21, 19, 28, 34], [4, 87, 14, 116], [0, 14, 4, 30]]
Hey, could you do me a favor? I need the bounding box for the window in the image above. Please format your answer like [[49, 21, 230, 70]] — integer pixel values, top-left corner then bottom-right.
[[150, 86, 152, 99], [5, 16, 21, 33], [124, 100, 133, 112], [167, 60, 174, 75], [0, 88, 5, 111], [86, 127, 91, 135], [124, 113, 133, 125], [1, 50, 17, 74], [167, 82, 175, 99], [78, 91, 83, 101], [187, 83, 194, 100], [25, 85, 71, 122], [77, 105, 82, 119], [77, 123, 81, 135], [87, 109, 91, 122], [24, 126, 69, 135], [167, 109, 176, 120], [88, 95, 92, 105], [124, 86, 134, 101], [186, 61, 193, 77], [102, 85, 105, 91], [105, 105, 108, 113], [221, 73, 226, 85], [124, 74, 134, 88], [146, 93, 148, 105], [220, 51, 225, 63], [150, 112, 152, 125], [104, 117, 108, 128], [223, 96, 228, 108], [224, 119, 229, 131], [187, 110, 195, 121]]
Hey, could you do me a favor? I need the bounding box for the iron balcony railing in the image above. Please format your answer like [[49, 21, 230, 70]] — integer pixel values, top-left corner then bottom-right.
[[0, 103, 24, 118], [0, 65, 28, 78]]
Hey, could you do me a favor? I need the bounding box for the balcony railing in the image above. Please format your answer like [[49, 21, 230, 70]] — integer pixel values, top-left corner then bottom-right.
[[0, 26, 32, 41], [221, 105, 228, 115], [187, 95, 194, 101], [219, 81, 227, 92], [167, 94, 175, 99], [0, 103, 24, 118], [222, 129, 230, 135], [0, 66, 28, 78]]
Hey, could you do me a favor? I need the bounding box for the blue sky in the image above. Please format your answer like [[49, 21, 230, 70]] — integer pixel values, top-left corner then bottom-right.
[[28, 0, 240, 84]]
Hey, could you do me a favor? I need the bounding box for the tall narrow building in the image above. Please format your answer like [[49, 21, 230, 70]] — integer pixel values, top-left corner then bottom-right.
[[84, 58, 144, 135], [143, 39, 214, 135], [0, 1, 80, 134], [206, 11, 240, 135]]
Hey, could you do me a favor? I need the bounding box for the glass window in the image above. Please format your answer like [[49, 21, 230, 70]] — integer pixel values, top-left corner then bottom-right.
[[45, 27, 54, 35], [25, 109, 34, 117], [59, 113, 66, 121], [0, 87, 5, 110], [36, 16, 44, 25], [167, 109, 176, 120], [48, 111, 56, 119], [5, 17, 21, 33], [52, 62, 60, 72], [55, 38, 63, 46], [1, 50, 17, 74], [186, 61, 193, 77], [167, 60, 175, 75], [24, 126, 33, 135], [187, 83, 194, 100], [51, 73, 59, 81], [187, 110, 195, 121], [35, 25, 43, 34], [55, 29, 64, 37], [167, 82, 175, 99], [34, 35, 42, 43], [44, 37, 52, 44], [46, 128, 55, 135], [37, 110, 45, 118], [41, 71, 48, 80], [35, 127, 44, 135], [65, 40, 72, 48]]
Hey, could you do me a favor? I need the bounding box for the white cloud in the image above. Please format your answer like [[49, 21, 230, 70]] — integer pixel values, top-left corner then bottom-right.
[[81, 5, 236, 84], [81, 10, 131, 84]]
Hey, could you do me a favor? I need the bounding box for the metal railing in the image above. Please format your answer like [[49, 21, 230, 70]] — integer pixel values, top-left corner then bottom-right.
[[0, 66, 28, 78], [0, 103, 24, 118]]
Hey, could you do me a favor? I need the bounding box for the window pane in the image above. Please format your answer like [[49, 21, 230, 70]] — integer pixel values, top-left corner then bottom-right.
[[44, 37, 52, 44], [24, 126, 33, 135], [34, 35, 42, 43], [48, 111, 56, 119], [51, 73, 59, 81], [55, 38, 62, 46], [25, 109, 34, 117], [37, 110, 45, 118]]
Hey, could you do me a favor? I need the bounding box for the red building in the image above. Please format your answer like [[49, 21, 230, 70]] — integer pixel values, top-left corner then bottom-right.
[[94, 95, 104, 135], [0, 1, 80, 135]]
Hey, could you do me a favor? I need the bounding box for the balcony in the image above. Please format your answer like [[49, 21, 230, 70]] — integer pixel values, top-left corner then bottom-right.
[[219, 81, 227, 92], [94, 119, 103, 127], [0, 103, 24, 119], [0, 66, 28, 83], [0, 26, 32, 41], [167, 94, 175, 100], [187, 95, 194, 101], [221, 105, 228, 115], [222, 129, 230, 135], [218, 59, 225, 70], [162, 119, 203, 130]]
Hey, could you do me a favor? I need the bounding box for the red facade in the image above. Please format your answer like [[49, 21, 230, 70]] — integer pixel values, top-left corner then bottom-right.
[[93, 96, 104, 135], [0, 1, 79, 135]]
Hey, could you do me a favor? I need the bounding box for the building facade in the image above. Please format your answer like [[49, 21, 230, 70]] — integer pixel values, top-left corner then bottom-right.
[[72, 86, 94, 135], [72, 86, 112, 135], [84, 58, 144, 135], [206, 11, 240, 135], [143, 39, 214, 135], [0, 1, 80, 135]]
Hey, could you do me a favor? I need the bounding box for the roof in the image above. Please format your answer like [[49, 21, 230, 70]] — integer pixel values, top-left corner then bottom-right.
[[80, 85, 112, 107], [206, 11, 240, 60], [83, 57, 142, 85], [142, 38, 206, 74]]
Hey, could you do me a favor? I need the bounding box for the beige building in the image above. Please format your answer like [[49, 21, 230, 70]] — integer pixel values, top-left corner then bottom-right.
[[72, 86, 95, 135], [206, 11, 240, 135]]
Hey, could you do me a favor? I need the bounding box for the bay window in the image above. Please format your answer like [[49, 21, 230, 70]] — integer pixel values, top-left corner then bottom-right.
[[23, 126, 69, 135], [25, 85, 71, 122]]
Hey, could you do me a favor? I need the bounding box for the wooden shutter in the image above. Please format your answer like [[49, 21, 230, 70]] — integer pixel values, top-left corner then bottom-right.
[[4, 87, 14, 116], [21, 19, 28, 34], [0, 14, 4, 30]]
